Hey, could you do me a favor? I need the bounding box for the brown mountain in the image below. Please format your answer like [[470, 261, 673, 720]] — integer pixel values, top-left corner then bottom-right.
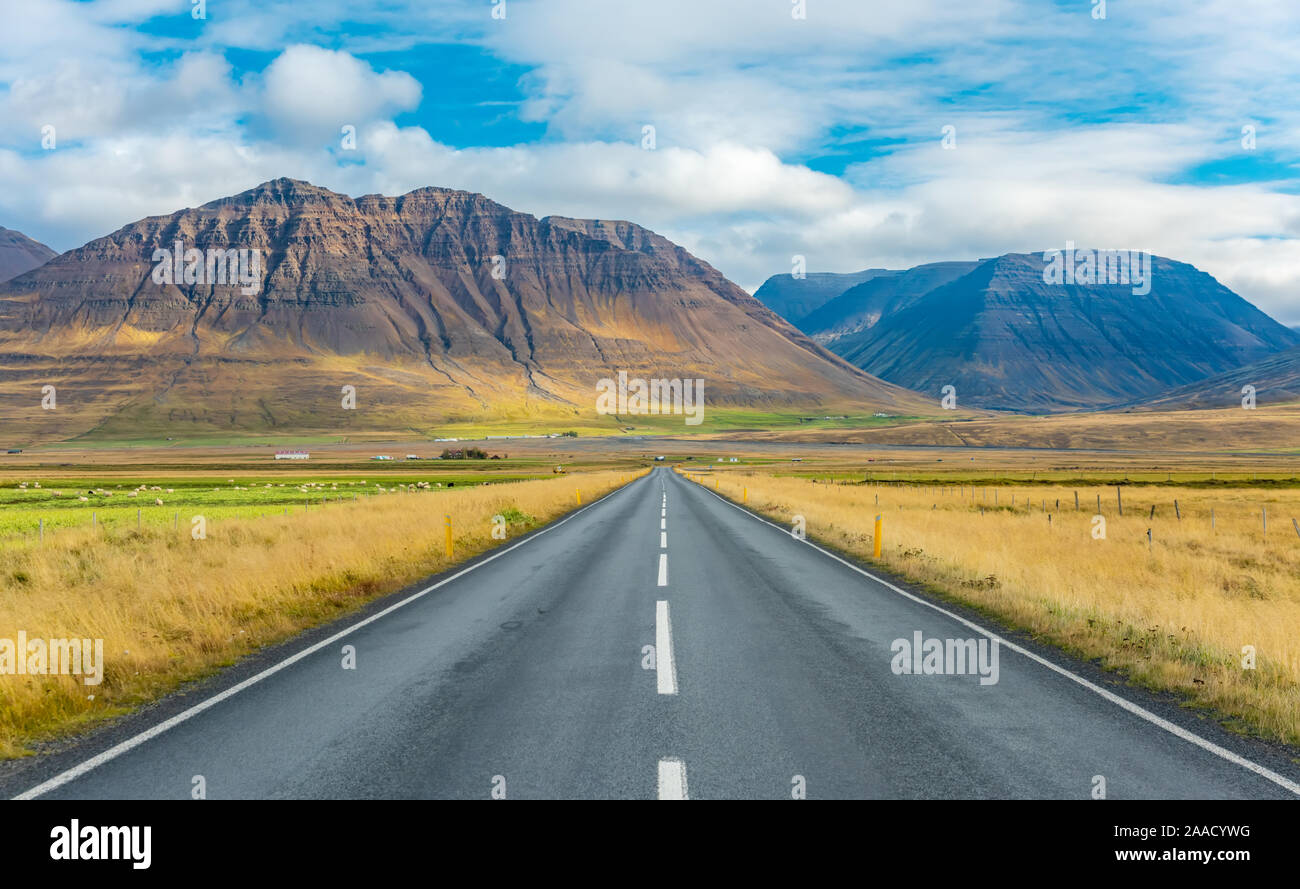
[[0, 226, 56, 283], [0, 179, 931, 441]]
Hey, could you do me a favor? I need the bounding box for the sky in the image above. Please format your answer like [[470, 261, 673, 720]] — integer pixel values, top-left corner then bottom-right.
[[1, 0, 1298, 323]]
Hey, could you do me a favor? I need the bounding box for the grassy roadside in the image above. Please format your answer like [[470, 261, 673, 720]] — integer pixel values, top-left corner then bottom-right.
[[681, 468, 1300, 749], [0, 468, 645, 758]]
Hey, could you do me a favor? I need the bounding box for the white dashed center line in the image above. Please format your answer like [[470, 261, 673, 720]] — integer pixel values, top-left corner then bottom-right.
[[656, 599, 677, 694], [657, 758, 688, 799], [653, 485, 684, 796]]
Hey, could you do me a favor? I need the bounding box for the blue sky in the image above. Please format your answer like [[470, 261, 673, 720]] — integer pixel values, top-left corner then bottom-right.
[[1, 0, 1298, 323]]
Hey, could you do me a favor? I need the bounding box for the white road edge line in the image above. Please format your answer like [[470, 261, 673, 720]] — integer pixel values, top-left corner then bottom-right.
[[13, 474, 649, 801], [657, 552, 668, 587], [689, 478, 1300, 797], [657, 757, 688, 799], [656, 599, 677, 695]]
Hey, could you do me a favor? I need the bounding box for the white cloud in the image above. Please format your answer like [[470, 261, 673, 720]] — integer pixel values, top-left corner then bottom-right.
[[351, 126, 855, 218], [0, 52, 240, 146], [259, 46, 421, 143]]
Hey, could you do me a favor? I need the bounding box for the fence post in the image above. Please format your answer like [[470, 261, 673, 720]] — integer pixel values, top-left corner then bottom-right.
[[39, 518, 43, 542]]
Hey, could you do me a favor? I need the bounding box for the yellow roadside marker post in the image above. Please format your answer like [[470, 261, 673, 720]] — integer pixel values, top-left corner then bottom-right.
[[576, 489, 582, 505], [873, 515, 883, 559], [445, 514, 453, 558]]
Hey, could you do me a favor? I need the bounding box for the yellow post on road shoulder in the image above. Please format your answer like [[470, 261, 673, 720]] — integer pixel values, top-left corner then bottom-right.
[[873, 514, 883, 559], [445, 514, 453, 558]]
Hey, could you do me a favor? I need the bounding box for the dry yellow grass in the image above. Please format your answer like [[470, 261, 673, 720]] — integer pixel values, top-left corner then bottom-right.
[[719, 402, 1300, 452], [684, 469, 1300, 747], [0, 469, 643, 757]]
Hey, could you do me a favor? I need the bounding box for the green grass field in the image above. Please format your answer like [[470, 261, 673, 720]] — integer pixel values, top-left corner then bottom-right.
[[613, 409, 924, 434], [0, 471, 563, 541]]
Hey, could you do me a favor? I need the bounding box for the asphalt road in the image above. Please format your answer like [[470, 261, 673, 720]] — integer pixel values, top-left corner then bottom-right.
[[12, 467, 1300, 799]]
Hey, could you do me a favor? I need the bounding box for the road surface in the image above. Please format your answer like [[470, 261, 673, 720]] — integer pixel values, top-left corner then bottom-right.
[[11, 467, 1300, 799]]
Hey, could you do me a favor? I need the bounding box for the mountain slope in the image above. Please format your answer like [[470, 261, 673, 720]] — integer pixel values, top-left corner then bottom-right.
[[0, 226, 56, 283], [752, 269, 888, 324], [801, 261, 979, 344], [0, 179, 932, 441], [1123, 345, 1300, 411], [823, 252, 1299, 412]]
